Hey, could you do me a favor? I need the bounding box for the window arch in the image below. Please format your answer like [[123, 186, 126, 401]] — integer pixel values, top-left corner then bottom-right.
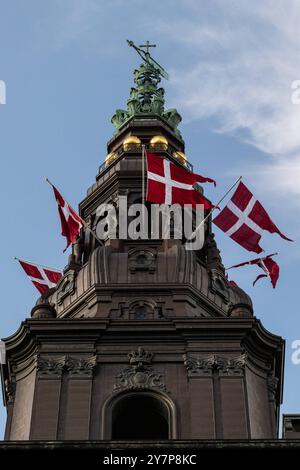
[[101, 390, 177, 439]]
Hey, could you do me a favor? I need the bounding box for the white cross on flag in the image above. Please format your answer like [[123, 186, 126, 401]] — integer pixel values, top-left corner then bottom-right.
[[213, 181, 292, 253], [49, 182, 83, 252], [17, 258, 62, 294], [146, 151, 216, 209]]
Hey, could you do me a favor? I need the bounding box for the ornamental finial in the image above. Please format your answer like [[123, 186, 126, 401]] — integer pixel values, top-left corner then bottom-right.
[[111, 41, 181, 136]]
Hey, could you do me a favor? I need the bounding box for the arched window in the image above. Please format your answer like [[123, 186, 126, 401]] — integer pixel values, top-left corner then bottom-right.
[[112, 394, 169, 439], [102, 390, 177, 440]]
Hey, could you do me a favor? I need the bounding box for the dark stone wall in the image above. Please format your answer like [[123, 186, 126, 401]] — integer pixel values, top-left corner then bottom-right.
[[2, 317, 284, 441]]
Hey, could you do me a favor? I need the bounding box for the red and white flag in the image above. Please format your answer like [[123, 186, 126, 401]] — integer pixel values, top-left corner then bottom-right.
[[227, 253, 280, 288], [146, 151, 216, 209], [213, 181, 292, 253], [17, 258, 62, 294], [48, 181, 83, 252]]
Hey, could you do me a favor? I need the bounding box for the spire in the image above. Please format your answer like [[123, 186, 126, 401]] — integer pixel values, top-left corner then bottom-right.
[[111, 40, 182, 136]]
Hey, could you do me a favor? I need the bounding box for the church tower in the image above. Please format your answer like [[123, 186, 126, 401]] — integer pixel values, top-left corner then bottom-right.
[[2, 42, 284, 441]]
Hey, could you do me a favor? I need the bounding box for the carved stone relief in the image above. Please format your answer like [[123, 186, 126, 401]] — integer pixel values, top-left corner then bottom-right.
[[210, 269, 230, 302], [36, 356, 66, 378], [183, 353, 247, 377], [56, 270, 77, 304], [113, 347, 166, 392], [110, 298, 165, 320], [128, 248, 157, 273], [65, 356, 97, 378], [267, 375, 279, 401], [4, 377, 16, 404], [36, 355, 97, 379]]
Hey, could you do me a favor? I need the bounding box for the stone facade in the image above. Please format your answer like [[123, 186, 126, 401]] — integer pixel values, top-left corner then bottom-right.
[[3, 313, 283, 440], [1, 59, 285, 442]]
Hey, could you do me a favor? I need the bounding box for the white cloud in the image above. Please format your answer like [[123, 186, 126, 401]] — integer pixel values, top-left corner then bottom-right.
[[158, 0, 300, 201], [45, 0, 300, 205]]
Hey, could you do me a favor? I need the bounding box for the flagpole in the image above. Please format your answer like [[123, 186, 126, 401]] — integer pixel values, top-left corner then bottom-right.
[[141, 144, 146, 230], [142, 144, 145, 207], [186, 175, 242, 242], [45, 177, 104, 247]]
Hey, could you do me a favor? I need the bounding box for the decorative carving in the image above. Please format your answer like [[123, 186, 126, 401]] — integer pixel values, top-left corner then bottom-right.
[[183, 353, 247, 377], [129, 299, 162, 320], [111, 109, 128, 129], [110, 299, 164, 320], [162, 108, 182, 130], [36, 355, 97, 379], [65, 356, 97, 378], [267, 375, 279, 401], [218, 354, 247, 376], [183, 353, 216, 377], [57, 270, 77, 304], [5, 377, 16, 404], [114, 365, 166, 392], [111, 42, 182, 136], [128, 248, 156, 273], [210, 269, 230, 302], [113, 347, 166, 392], [206, 233, 225, 272], [128, 347, 153, 365], [36, 356, 66, 378]]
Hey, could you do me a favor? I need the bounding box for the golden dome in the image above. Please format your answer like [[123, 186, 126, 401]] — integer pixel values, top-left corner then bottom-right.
[[173, 151, 188, 165], [149, 135, 168, 151], [105, 151, 117, 167], [123, 135, 142, 151]]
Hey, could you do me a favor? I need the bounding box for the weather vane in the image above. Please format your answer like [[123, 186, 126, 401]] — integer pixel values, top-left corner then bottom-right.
[[127, 39, 169, 80]]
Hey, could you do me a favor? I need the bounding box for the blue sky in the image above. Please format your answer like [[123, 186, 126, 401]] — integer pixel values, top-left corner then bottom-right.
[[0, 0, 300, 437]]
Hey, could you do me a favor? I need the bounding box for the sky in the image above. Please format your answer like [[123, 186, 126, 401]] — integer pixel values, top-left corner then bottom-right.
[[0, 0, 300, 438]]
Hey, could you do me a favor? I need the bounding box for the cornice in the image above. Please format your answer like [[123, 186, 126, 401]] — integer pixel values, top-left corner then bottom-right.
[[57, 282, 229, 320]]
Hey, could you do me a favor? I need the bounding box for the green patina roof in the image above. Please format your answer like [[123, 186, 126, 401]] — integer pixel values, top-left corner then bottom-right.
[[111, 41, 182, 137]]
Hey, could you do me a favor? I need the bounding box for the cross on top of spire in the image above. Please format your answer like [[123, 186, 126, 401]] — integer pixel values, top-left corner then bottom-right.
[[139, 41, 156, 55]]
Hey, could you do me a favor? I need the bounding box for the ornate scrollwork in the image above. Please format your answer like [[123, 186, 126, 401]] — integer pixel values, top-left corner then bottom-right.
[[36, 356, 66, 378], [128, 248, 156, 273], [183, 353, 217, 377], [218, 354, 247, 376], [65, 356, 97, 378], [36, 355, 97, 379], [111, 43, 182, 136], [113, 347, 166, 392], [183, 353, 247, 377], [56, 270, 77, 304]]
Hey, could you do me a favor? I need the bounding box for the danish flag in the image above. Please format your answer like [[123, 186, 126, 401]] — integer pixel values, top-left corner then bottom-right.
[[48, 181, 83, 252], [213, 181, 292, 253], [227, 253, 280, 288], [146, 151, 216, 209], [16, 258, 62, 294]]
